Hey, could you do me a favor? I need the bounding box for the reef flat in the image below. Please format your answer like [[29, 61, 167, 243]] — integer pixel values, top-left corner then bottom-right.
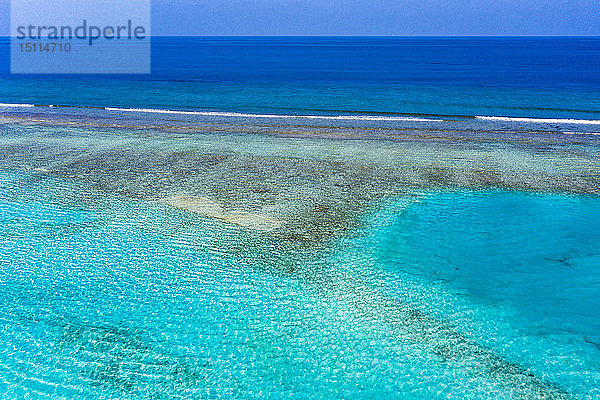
[[1, 115, 599, 245]]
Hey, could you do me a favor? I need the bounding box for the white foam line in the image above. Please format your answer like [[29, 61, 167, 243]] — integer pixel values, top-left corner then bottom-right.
[[1, 103, 442, 121], [476, 115, 600, 125], [562, 131, 600, 136], [105, 107, 443, 122], [0, 103, 35, 108]]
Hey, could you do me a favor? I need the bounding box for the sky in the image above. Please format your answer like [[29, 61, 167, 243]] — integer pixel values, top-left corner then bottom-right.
[[0, 0, 599, 36]]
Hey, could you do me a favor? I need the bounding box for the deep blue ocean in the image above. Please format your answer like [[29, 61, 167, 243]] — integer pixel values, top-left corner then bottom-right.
[[1, 36, 600, 121]]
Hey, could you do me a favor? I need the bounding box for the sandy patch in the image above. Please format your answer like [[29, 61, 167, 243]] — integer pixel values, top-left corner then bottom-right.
[[159, 195, 283, 232]]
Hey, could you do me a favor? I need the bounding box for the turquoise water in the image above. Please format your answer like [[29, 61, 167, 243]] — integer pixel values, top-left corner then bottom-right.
[[1, 171, 599, 398], [330, 191, 600, 396]]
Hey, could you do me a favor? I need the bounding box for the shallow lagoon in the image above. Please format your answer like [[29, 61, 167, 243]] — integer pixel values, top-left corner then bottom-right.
[[0, 113, 599, 399]]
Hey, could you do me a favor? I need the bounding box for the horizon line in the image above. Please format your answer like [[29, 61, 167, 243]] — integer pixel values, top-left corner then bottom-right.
[[1, 34, 599, 38]]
